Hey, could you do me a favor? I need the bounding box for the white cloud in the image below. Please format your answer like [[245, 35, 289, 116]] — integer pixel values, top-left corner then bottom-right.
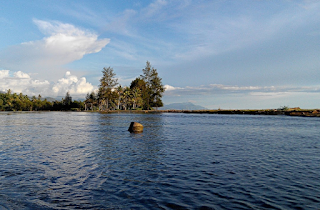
[[0, 70, 9, 79], [164, 84, 182, 91], [0, 19, 110, 81], [14, 71, 31, 79], [0, 70, 95, 98], [0, 70, 50, 95], [52, 71, 95, 96], [209, 84, 262, 91], [29, 19, 110, 65]]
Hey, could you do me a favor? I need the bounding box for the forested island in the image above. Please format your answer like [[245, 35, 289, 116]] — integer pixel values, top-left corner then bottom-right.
[[0, 61, 165, 111]]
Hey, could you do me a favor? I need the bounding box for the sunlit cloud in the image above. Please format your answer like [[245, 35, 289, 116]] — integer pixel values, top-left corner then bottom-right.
[[164, 84, 183, 91], [52, 71, 95, 96], [14, 71, 31, 79], [0, 70, 95, 97], [0, 19, 110, 80], [0, 70, 50, 96], [0, 70, 9, 79], [32, 19, 110, 63]]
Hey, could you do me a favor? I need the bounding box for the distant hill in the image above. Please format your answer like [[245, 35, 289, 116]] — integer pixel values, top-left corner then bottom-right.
[[44, 96, 85, 102], [159, 102, 207, 110], [44, 97, 57, 102]]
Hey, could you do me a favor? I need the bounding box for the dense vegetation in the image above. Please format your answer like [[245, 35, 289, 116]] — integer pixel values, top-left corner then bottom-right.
[[0, 61, 164, 111], [84, 61, 165, 111], [0, 90, 84, 111]]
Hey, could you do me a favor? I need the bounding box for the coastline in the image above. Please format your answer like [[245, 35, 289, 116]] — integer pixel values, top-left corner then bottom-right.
[[97, 109, 320, 117], [3, 109, 320, 117]]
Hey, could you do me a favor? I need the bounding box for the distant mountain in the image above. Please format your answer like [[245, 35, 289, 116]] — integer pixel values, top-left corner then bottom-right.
[[44, 96, 85, 102], [159, 102, 207, 110], [44, 97, 57, 102]]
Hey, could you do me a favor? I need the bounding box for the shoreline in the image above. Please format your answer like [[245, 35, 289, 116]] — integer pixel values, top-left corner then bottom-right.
[[97, 109, 320, 117], [3, 109, 320, 117]]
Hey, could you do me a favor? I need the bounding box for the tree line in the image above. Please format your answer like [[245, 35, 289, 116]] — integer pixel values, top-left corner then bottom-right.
[[84, 61, 165, 111], [0, 90, 84, 111], [0, 61, 164, 111]]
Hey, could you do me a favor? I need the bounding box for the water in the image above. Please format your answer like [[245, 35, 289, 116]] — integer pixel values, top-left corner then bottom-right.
[[0, 112, 319, 209]]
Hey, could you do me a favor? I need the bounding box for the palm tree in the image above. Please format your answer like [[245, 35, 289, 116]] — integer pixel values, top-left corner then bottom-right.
[[5, 90, 14, 110], [122, 87, 131, 110], [115, 86, 123, 110], [131, 88, 141, 110]]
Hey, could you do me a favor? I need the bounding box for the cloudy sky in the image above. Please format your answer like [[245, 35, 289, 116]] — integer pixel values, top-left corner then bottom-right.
[[1, 0, 320, 109]]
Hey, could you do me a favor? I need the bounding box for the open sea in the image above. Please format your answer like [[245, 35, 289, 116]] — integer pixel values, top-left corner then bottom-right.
[[0, 112, 319, 209]]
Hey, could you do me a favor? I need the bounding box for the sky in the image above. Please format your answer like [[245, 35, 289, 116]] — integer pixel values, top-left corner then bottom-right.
[[0, 0, 320, 109]]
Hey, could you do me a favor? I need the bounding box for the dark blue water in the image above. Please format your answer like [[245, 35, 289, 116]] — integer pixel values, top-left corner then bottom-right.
[[0, 112, 319, 209]]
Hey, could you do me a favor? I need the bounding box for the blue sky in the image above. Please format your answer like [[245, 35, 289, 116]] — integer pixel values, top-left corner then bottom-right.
[[1, 0, 320, 109]]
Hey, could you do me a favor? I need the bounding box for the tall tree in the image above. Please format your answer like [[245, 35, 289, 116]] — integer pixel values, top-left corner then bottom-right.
[[99, 67, 118, 110], [85, 91, 97, 110], [122, 87, 131, 110], [115, 85, 124, 110], [131, 88, 142, 110], [64, 92, 72, 106], [140, 61, 165, 110], [0, 98, 3, 110], [130, 78, 147, 109]]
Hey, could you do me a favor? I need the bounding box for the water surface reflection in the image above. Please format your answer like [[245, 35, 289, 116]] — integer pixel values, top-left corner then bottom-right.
[[0, 112, 319, 209]]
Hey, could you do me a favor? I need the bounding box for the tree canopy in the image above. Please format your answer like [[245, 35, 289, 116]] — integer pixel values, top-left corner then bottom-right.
[[0, 61, 165, 112], [85, 61, 165, 111], [0, 90, 84, 111], [140, 61, 165, 109]]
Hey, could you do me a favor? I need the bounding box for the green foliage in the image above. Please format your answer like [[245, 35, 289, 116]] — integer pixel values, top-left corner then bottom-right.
[[97, 67, 119, 110], [85, 61, 165, 111], [100, 67, 118, 88], [64, 92, 72, 106], [0, 91, 84, 111], [140, 61, 165, 110], [0, 91, 41, 111]]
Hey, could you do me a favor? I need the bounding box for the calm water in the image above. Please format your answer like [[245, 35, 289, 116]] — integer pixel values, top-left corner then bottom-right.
[[0, 112, 319, 209]]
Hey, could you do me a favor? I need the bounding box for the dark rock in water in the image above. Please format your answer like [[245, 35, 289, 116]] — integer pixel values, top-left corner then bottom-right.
[[128, 122, 143, 133]]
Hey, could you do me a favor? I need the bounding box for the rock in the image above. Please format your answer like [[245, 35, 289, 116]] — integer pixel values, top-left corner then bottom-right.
[[128, 122, 143, 133]]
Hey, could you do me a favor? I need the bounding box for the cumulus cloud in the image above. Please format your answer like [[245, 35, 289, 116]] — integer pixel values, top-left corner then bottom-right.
[[52, 71, 95, 96], [29, 19, 109, 65], [14, 71, 31, 79], [0, 19, 109, 80], [0, 70, 95, 98], [0, 70, 50, 95], [0, 70, 9, 79]]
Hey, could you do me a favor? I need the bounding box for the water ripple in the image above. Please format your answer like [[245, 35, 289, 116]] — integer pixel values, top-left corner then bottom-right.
[[0, 112, 319, 209]]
